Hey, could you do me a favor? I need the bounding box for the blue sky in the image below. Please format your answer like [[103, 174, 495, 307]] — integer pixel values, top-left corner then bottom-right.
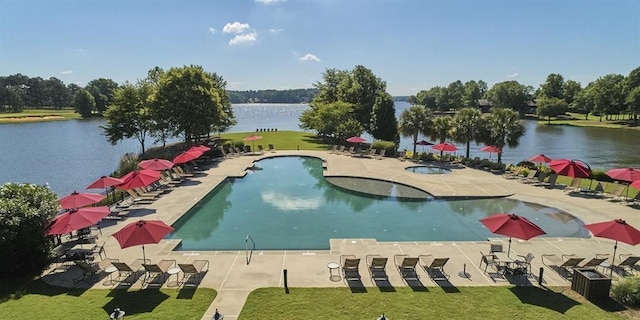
[[1, 0, 638, 96]]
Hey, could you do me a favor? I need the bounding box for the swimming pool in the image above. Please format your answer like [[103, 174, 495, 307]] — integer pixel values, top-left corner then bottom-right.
[[167, 156, 588, 250], [405, 165, 452, 174]]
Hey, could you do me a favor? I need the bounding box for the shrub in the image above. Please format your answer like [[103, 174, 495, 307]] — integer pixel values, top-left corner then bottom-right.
[[371, 140, 396, 157], [591, 169, 611, 182], [611, 276, 640, 306], [114, 152, 139, 177]]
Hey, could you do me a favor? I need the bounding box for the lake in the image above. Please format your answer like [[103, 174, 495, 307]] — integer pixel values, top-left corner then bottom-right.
[[0, 102, 638, 197]]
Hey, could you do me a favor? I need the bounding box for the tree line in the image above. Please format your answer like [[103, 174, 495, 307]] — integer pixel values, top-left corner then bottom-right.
[[228, 88, 318, 104]]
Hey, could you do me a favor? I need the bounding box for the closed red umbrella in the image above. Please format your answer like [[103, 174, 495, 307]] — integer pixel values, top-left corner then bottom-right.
[[480, 213, 546, 256], [58, 191, 105, 209], [172, 150, 203, 165], [47, 206, 110, 235], [584, 219, 640, 276], [346, 136, 366, 143], [527, 154, 552, 163], [549, 159, 591, 178], [432, 142, 458, 152], [138, 158, 174, 171], [112, 219, 174, 261], [117, 169, 161, 190]]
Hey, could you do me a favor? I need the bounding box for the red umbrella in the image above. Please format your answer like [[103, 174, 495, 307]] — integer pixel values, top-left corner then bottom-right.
[[606, 168, 640, 183], [631, 180, 640, 190], [58, 191, 105, 209], [47, 206, 110, 235], [584, 219, 640, 276], [527, 154, 552, 163], [189, 145, 211, 152], [138, 158, 174, 171], [243, 135, 263, 152], [432, 142, 458, 152], [414, 140, 434, 146], [480, 213, 546, 256], [117, 169, 161, 190], [86, 176, 124, 189], [549, 159, 591, 178], [346, 136, 366, 143], [172, 150, 203, 165], [112, 220, 174, 261], [480, 145, 502, 154]]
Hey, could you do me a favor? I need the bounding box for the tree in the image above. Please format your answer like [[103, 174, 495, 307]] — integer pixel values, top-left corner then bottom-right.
[[369, 92, 398, 141], [0, 183, 58, 278], [74, 89, 95, 117], [563, 80, 582, 108], [574, 83, 595, 119], [86, 78, 119, 114], [446, 80, 465, 109], [626, 86, 640, 124], [102, 81, 153, 153], [208, 71, 237, 135], [299, 101, 357, 138], [45, 77, 72, 109], [397, 105, 431, 155], [463, 80, 487, 108], [477, 108, 525, 163], [0, 86, 24, 112], [427, 115, 453, 143], [591, 74, 625, 120], [485, 81, 531, 113], [536, 97, 568, 124], [451, 107, 482, 159], [625, 67, 640, 92], [151, 65, 224, 143], [539, 73, 565, 99]]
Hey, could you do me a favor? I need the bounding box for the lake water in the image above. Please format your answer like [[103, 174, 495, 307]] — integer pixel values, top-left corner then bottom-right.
[[1, 102, 638, 196]]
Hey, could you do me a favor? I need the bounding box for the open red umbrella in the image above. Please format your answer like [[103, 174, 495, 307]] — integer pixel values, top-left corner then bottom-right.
[[480, 213, 546, 256], [117, 169, 161, 190], [138, 158, 174, 171], [480, 145, 501, 159], [112, 220, 174, 261], [549, 159, 591, 178], [58, 191, 105, 209], [584, 219, 640, 276], [631, 180, 640, 190], [47, 206, 110, 235], [172, 150, 203, 165], [86, 176, 124, 190], [606, 168, 640, 183], [243, 135, 263, 152], [527, 154, 552, 163], [432, 142, 458, 152], [189, 145, 211, 152], [346, 136, 366, 143]]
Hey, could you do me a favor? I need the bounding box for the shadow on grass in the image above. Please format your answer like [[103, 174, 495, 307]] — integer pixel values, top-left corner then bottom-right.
[[509, 286, 580, 314], [177, 287, 196, 299], [103, 288, 170, 315]]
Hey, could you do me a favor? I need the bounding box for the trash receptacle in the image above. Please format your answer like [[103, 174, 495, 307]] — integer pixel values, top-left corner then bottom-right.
[[571, 268, 611, 300]]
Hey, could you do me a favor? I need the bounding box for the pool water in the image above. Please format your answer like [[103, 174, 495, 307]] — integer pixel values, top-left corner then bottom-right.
[[167, 156, 588, 250], [405, 165, 452, 174]]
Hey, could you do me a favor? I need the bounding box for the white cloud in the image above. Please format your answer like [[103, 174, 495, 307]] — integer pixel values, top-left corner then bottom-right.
[[223, 22, 251, 34], [59, 70, 73, 75], [506, 72, 519, 78], [261, 191, 320, 211], [299, 53, 321, 62], [269, 28, 283, 34], [208, 27, 216, 34], [256, 0, 286, 4], [229, 32, 257, 45]]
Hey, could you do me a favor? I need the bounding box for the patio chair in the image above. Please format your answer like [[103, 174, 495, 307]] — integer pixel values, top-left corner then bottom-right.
[[218, 146, 232, 159], [257, 145, 265, 154], [564, 177, 582, 193], [479, 251, 503, 276], [267, 144, 276, 152], [328, 145, 338, 153], [604, 184, 627, 202], [542, 253, 584, 274], [526, 171, 547, 184], [340, 255, 361, 280], [614, 254, 640, 274], [178, 259, 210, 286], [73, 258, 118, 284], [518, 170, 537, 183], [579, 257, 608, 271], [111, 259, 148, 285], [336, 145, 345, 154], [514, 253, 535, 275], [625, 192, 640, 207], [366, 255, 388, 281], [503, 166, 522, 179], [394, 254, 420, 280], [490, 242, 504, 254], [541, 173, 564, 189], [142, 259, 177, 285], [375, 149, 386, 160], [419, 255, 450, 280]]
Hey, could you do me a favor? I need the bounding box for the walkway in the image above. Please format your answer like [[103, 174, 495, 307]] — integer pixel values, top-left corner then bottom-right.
[[42, 150, 640, 319]]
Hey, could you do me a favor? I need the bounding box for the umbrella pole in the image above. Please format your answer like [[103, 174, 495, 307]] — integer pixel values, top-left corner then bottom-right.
[[142, 244, 146, 263], [610, 241, 618, 277], [507, 237, 512, 257]]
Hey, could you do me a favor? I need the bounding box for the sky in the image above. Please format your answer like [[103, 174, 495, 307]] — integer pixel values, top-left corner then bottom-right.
[[1, 0, 639, 96]]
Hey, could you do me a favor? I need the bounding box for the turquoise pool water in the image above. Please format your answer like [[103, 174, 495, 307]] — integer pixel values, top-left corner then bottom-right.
[[167, 156, 588, 250], [405, 165, 452, 174]]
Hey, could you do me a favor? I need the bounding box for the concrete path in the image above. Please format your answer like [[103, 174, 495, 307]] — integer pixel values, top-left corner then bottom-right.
[[42, 150, 640, 319]]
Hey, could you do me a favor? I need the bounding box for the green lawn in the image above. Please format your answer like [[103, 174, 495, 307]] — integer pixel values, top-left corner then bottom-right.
[[0, 280, 215, 320], [0, 108, 80, 122], [240, 287, 627, 319], [540, 113, 640, 129], [217, 130, 329, 151]]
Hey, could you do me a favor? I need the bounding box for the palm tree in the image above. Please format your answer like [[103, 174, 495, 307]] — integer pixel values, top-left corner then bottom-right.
[[426, 115, 454, 158], [398, 106, 431, 156], [477, 107, 525, 163], [451, 108, 482, 159]]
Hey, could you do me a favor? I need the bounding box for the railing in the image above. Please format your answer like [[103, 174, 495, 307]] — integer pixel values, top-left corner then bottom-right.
[[245, 234, 255, 265]]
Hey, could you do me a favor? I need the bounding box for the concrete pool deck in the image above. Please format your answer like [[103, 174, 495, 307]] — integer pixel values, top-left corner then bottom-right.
[[42, 150, 640, 319]]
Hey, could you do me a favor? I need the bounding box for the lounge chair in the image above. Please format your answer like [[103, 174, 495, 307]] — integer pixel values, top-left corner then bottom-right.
[[394, 254, 419, 280], [328, 145, 338, 153], [580, 182, 606, 198], [542, 253, 584, 275], [518, 170, 537, 183], [541, 173, 564, 189], [336, 145, 345, 154], [565, 177, 582, 193], [142, 259, 176, 285], [367, 148, 377, 157], [73, 258, 118, 283], [340, 254, 361, 280], [503, 166, 522, 179], [375, 149, 386, 160], [613, 254, 640, 274], [366, 254, 388, 281], [604, 184, 627, 202], [267, 144, 276, 152], [218, 146, 232, 159], [111, 259, 148, 285], [257, 145, 265, 154], [526, 171, 547, 184], [419, 255, 450, 280], [178, 259, 210, 286], [580, 257, 608, 271], [625, 192, 640, 207]]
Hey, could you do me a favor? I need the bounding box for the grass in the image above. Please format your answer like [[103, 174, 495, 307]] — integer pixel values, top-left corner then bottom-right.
[[540, 113, 640, 129], [239, 286, 627, 319], [0, 108, 80, 123], [214, 130, 329, 151], [0, 279, 215, 320]]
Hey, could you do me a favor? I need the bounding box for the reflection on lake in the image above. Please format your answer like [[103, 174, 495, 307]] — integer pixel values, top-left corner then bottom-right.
[[0, 102, 638, 196]]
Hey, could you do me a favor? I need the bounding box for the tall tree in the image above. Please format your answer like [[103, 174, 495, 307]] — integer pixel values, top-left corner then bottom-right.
[[208, 71, 237, 135], [626, 86, 640, 124], [539, 73, 565, 99], [151, 65, 224, 143], [446, 80, 465, 110], [0, 86, 24, 112], [369, 92, 398, 141], [299, 101, 358, 138], [591, 74, 625, 120], [86, 78, 119, 114], [536, 97, 568, 124], [463, 80, 487, 108], [477, 107, 525, 163], [563, 80, 582, 107], [485, 81, 531, 113], [45, 77, 72, 109], [427, 115, 453, 143], [74, 89, 95, 117], [102, 81, 153, 153], [574, 83, 595, 120], [451, 107, 482, 159], [397, 105, 431, 155]]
